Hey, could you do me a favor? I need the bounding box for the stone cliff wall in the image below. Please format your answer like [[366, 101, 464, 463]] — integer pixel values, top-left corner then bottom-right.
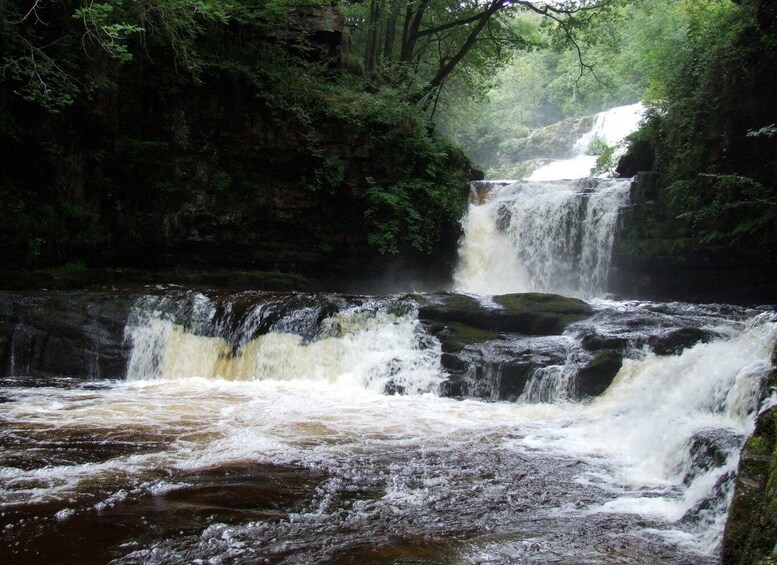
[[0, 292, 136, 380], [0, 5, 471, 291]]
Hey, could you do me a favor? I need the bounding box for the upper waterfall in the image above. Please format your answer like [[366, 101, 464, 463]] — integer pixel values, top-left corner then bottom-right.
[[528, 102, 645, 181], [454, 103, 645, 298]]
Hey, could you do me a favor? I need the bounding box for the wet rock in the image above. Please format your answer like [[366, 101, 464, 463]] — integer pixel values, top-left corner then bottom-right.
[[648, 327, 717, 356], [440, 336, 571, 402], [681, 469, 736, 525], [0, 291, 136, 379], [437, 322, 502, 354], [722, 405, 777, 565], [580, 332, 629, 353], [458, 361, 535, 402], [416, 292, 591, 336], [576, 350, 623, 397], [683, 428, 743, 484]]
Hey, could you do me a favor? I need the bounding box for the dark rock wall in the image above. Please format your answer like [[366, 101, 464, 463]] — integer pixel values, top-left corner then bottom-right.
[[609, 175, 777, 305], [0, 292, 136, 380], [0, 5, 469, 290]]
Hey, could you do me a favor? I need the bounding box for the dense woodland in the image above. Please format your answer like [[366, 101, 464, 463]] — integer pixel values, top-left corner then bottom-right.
[[0, 0, 776, 291]]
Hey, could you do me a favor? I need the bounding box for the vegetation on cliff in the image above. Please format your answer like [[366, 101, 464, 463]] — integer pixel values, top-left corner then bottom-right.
[[615, 0, 777, 258], [0, 0, 473, 283], [0, 0, 617, 286]]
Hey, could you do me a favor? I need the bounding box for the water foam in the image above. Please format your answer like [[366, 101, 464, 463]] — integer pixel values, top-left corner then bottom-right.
[[453, 178, 630, 297], [528, 102, 645, 181], [124, 293, 442, 394]]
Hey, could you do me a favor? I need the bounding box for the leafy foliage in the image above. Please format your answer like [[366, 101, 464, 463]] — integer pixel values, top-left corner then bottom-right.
[[0, 0, 471, 270], [619, 0, 777, 251]]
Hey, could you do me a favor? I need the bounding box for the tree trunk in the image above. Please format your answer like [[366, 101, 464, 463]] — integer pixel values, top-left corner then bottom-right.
[[400, 0, 430, 63], [364, 0, 382, 73], [383, 0, 401, 62]]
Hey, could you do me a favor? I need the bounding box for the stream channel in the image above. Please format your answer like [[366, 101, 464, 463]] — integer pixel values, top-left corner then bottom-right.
[[1, 103, 775, 564]]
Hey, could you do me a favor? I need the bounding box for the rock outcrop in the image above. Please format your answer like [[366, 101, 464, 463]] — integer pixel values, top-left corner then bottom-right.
[[0, 292, 137, 379], [722, 405, 777, 565]]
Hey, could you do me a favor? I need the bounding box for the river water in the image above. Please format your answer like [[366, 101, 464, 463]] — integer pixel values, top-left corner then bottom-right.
[[1, 104, 775, 564]]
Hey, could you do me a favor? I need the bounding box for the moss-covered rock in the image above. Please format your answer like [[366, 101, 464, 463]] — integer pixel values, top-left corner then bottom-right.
[[494, 292, 591, 335], [437, 322, 502, 354], [723, 343, 777, 565], [722, 405, 777, 565], [417, 292, 591, 336]]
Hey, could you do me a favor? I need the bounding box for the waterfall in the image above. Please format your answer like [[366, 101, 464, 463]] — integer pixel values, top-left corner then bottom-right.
[[454, 102, 645, 298], [529, 102, 645, 181], [3, 289, 776, 563], [454, 178, 630, 297], [3, 101, 776, 564], [124, 292, 443, 394]]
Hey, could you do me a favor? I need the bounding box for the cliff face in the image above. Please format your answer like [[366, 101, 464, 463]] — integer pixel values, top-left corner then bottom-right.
[[608, 175, 777, 305], [0, 4, 470, 290], [610, 0, 777, 305], [722, 344, 777, 565]]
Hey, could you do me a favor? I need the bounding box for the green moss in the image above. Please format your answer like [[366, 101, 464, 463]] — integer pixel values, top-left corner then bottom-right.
[[722, 402, 777, 565], [493, 293, 591, 321], [577, 350, 623, 397], [437, 293, 482, 312], [440, 322, 501, 353], [747, 435, 771, 455]]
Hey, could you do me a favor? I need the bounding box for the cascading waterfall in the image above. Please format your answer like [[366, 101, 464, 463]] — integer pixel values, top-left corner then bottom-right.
[[529, 102, 645, 181], [2, 290, 775, 563], [124, 292, 442, 394], [2, 292, 775, 564], [454, 178, 631, 297], [454, 102, 645, 298], [2, 102, 776, 565]]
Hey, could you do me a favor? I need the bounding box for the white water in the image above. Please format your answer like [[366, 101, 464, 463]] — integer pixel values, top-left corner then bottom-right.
[[2, 293, 775, 562], [454, 103, 645, 298], [454, 178, 630, 297], [125, 301, 442, 395], [529, 102, 645, 181]]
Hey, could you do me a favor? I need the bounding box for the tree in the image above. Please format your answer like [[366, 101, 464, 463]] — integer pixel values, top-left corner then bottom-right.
[[341, 0, 615, 107]]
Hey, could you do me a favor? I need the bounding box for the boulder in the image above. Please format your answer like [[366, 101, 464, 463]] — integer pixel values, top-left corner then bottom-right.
[[683, 428, 743, 485], [580, 332, 629, 353], [416, 292, 591, 336], [648, 327, 717, 356], [576, 350, 623, 397]]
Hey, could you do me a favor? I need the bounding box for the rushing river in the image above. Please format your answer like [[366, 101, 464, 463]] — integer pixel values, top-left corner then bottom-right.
[[1, 104, 775, 564], [1, 294, 775, 564]]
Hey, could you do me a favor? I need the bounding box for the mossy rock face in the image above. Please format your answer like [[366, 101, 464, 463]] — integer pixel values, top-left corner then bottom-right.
[[417, 292, 591, 336], [493, 293, 591, 319], [438, 322, 502, 354], [721, 405, 777, 565], [576, 350, 623, 397]]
